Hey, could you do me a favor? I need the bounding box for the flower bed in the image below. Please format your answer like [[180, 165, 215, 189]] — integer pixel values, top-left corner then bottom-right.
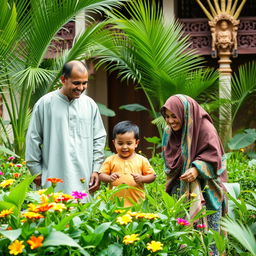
[[0, 154, 255, 255]]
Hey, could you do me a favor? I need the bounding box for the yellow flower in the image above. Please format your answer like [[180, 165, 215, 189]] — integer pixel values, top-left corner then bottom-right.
[[240, 148, 245, 152], [8, 240, 25, 255], [40, 194, 49, 204], [147, 241, 163, 252], [0, 208, 13, 218], [27, 235, 44, 249], [135, 212, 147, 219], [0, 179, 15, 188], [190, 193, 197, 198], [36, 189, 47, 195], [123, 234, 139, 245], [127, 211, 137, 217], [9, 163, 15, 167], [143, 213, 159, 220], [117, 214, 133, 225], [49, 202, 66, 212], [22, 161, 26, 165], [28, 203, 38, 212], [114, 209, 125, 214], [22, 212, 44, 220]]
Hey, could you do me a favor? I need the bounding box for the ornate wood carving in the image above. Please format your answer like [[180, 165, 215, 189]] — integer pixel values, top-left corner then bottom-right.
[[45, 21, 75, 58], [180, 17, 256, 55]]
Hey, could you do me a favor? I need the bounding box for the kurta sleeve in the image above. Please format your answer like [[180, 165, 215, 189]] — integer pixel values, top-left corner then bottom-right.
[[92, 106, 106, 173], [141, 157, 155, 175], [25, 104, 43, 175], [99, 157, 111, 175]]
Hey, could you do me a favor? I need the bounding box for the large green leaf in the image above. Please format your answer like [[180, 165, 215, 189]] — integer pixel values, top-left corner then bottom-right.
[[0, 146, 19, 157], [221, 218, 256, 256], [98, 243, 123, 256], [43, 231, 88, 255], [119, 103, 148, 112], [0, 229, 21, 242], [3, 176, 34, 211], [97, 103, 116, 117], [228, 129, 256, 150]]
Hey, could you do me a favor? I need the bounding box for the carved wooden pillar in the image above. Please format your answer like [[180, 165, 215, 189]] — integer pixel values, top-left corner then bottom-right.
[[195, 0, 248, 141]]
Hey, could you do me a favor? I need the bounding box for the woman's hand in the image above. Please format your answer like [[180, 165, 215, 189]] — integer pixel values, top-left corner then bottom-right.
[[180, 167, 199, 183]]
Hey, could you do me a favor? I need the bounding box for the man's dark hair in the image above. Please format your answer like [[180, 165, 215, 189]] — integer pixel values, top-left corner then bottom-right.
[[113, 121, 139, 140], [62, 61, 87, 78]]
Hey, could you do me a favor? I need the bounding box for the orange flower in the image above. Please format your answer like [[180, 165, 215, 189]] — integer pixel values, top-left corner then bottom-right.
[[51, 192, 73, 202], [27, 235, 44, 249], [47, 178, 64, 184], [35, 203, 53, 213], [0, 208, 13, 218], [13, 173, 21, 178]]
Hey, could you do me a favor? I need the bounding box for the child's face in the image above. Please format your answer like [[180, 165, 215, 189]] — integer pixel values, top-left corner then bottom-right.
[[113, 132, 139, 159]]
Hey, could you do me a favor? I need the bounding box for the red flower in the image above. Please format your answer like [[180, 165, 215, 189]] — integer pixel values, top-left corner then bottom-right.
[[47, 178, 64, 185]]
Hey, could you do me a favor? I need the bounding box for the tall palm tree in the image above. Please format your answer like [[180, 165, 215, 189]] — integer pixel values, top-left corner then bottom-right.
[[0, 0, 122, 157], [95, 0, 219, 135]]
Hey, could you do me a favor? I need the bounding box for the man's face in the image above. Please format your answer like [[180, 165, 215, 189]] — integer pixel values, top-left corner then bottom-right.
[[60, 68, 88, 100]]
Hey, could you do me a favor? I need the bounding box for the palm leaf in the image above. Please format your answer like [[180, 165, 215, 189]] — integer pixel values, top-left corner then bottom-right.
[[221, 217, 256, 255]]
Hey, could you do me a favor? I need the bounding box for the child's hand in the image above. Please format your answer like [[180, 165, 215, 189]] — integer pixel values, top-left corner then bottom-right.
[[131, 173, 143, 183], [110, 173, 120, 182]]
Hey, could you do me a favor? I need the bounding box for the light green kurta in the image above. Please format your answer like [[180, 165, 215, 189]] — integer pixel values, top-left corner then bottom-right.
[[25, 90, 106, 194]]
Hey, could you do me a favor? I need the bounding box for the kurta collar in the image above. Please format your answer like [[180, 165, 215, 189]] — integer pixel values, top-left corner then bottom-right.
[[57, 89, 75, 104]]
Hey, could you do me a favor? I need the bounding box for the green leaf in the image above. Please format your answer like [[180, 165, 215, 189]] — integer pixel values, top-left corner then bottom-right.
[[3, 176, 35, 211], [119, 103, 148, 112], [223, 182, 240, 199], [0, 229, 21, 242], [221, 218, 256, 256], [144, 136, 161, 144], [97, 103, 116, 117], [228, 130, 256, 150], [0, 146, 19, 157], [43, 230, 87, 255], [98, 243, 123, 256], [0, 201, 17, 212], [54, 212, 82, 231]]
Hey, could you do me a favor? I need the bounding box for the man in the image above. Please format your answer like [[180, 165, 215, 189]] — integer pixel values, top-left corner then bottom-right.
[[26, 60, 106, 194]]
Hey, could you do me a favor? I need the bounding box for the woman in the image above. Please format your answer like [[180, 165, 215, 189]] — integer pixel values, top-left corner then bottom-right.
[[161, 95, 227, 253]]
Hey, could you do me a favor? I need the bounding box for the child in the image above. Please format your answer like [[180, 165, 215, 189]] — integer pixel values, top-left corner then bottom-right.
[[99, 121, 156, 207]]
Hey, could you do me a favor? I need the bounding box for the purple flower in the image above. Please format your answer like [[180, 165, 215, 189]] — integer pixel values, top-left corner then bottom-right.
[[0, 171, 4, 175], [177, 218, 190, 226], [71, 191, 88, 200]]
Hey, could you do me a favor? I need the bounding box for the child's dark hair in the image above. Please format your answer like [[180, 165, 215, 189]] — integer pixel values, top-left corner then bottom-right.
[[113, 121, 139, 140]]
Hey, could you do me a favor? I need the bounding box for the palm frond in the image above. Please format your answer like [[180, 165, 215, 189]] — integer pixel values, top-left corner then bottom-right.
[[221, 217, 256, 255]]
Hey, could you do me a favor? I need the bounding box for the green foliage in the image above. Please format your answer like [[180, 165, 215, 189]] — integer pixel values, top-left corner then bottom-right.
[[228, 129, 256, 150], [97, 103, 116, 117], [226, 152, 256, 193], [96, 0, 219, 136], [0, 0, 123, 157]]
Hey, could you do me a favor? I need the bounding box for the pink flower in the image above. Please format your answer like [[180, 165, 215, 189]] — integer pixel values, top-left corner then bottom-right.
[[197, 224, 206, 229], [0, 172, 4, 175], [8, 156, 15, 161], [15, 164, 22, 168], [177, 218, 190, 226], [71, 191, 88, 200]]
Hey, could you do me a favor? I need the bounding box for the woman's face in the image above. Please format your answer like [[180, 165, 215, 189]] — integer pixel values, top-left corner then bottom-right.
[[165, 109, 182, 131]]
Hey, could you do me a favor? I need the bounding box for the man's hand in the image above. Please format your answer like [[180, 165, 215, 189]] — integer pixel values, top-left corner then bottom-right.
[[89, 172, 100, 193], [180, 167, 199, 183], [110, 173, 120, 182], [131, 173, 143, 184], [34, 174, 42, 186]]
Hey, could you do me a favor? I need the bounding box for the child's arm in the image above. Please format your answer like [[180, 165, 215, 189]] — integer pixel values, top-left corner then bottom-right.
[[99, 173, 120, 183], [131, 173, 156, 184]]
